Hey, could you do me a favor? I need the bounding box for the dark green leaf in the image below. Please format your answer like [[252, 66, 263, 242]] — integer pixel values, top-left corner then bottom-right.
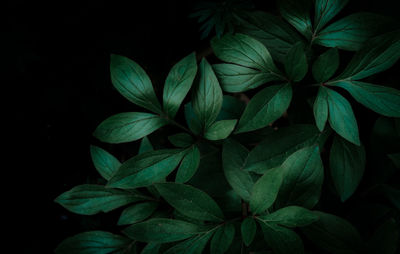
[[313, 87, 329, 132], [117, 202, 158, 226], [164, 231, 214, 254], [55, 231, 131, 254], [382, 185, 400, 210], [388, 153, 400, 168], [110, 54, 161, 114], [155, 182, 224, 222], [285, 42, 308, 82], [222, 139, 253, 201], [250, 167, 284, 214], [139, 136, 154, 154], [55, 184, 143, 215], [123, 218, 203, 243], [163, 52, 198, 118], [168, 133, 194, 148], [192, 58, 223, 130], [314, 0, 349, 32], [204, 119, 237, 140], [278, 0, 313, 39], [93, 112, 168, 144], [184, 102, 202, 135], [210, 223, 235, 254], [141, 243, 161, 254], [330, 136, 366, 201], [90, 145, 121, 181], [235, 83, 292, 133], [241, 217, 257, 246], [276, 146, 324, 209], [301, 211, 363, 254], [258, 206, 319, 227], [216, 95, 245, 121], [368, 218, 399, 254], [107, 149, 185, 189], [312, 48, 339, 83], [175, 145, 201, 183]]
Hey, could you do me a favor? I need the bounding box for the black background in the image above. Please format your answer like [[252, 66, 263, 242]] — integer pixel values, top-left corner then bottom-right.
[[8, 0, 399, 253]]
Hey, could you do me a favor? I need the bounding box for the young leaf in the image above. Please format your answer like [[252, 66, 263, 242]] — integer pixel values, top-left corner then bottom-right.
[[138, 136, 154, 154], [117, 202, 158, 226], [55, 184, 144, 215], [107, 149, 185, 189], [313, 87, 329, 131], [250, 167, 284, 214], [204, 119, 237, 140], [301, 211, 364, 254], [123, 218, 202, 243], [168, 133, 194, 148], [110, 54, 161, 114], [163, 52, 198, 118], [314, 0, 349, 32], [330, 81, 400, 117], [210, 223, 235, 254], [93, 112, 168, 144], [55, 231, 131, 254], [241, 217, 257, 246], [222, 139, 254, 201], [235, 83, 292, 133], [312, 48, 339, 83], [285, 42, 308, 82], [216, 95, 245, 121], [278, 0, 313, 39], [175, 145, 201, 183], [192, 58, 223, 130], [258, 206, 319, 227], [141, 243, 161, 254], [90, 145, 121, 181], [276, 146, 324, 209], [155, 182, 224, 222], [330, 136, 366, 201]]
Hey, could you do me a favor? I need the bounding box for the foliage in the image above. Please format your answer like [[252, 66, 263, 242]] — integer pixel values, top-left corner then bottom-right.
[[56, 0, 400, 253]]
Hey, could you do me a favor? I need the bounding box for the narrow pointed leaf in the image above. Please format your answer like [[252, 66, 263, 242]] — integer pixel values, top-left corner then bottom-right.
[[204, 119, 237, 140], [141, 243, 161, 254], [312, 48, 339, 83], [90, 145, 121, 180], [313, 87, 329, 131], [314, 0, 349, 32], [210, 223, 235, 254], [138, 136, 154, 154], [241, 217, 257, 246], [278, 0, 313, 39], [259, 206, 319, 227], [168, 133, 195, 148], [118, 202, 158, 226], [285, 42, 308, 82], [175, 145, 201, 183]]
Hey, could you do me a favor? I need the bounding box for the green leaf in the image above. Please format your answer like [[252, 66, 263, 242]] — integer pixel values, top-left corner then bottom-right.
[[235, 83, 292, 133], [368, 219, 400, 254], [184, 102, 202, 135], [117, 202, 158, 226], [175, 145, 201, 183], [168, 133, 195, 148], [164, 231, 214, 254], [313, 87, 329, 131], [278, 0, 313, 39], [55, 231, 131, 254], [285, 42, 308, 82], [241, 217, 257, 246], [258, 221, 305, 254], [258, 206, 319, 227], [301, 211, 363, 254], [90, 145, 121, 181], [330, 136, 366, 201], [110, 54, 161, 114], [123, 218, 203, 243], [155, 182, 224, 222], [276, 146, 324, 209], [107, 149, 185, 189], [216, 95, 245, 121], [141, 243, 161, 254], [192, 58, 223, 130], [210, 223, 235, 254], [222, 139, 254, 201], [93, 112, 168, 144], [250, 167, 284, 214], [204, 119, 237, 140], [163, 52, 198, 118], [312, 48, 339, 83], [330, 81, 400, 117], [314, 0, 349, 32], [324, 86, 360, 145], [55, 184, 143, 215], [138, 136, 154, 154], [244, 125, 322, 174]]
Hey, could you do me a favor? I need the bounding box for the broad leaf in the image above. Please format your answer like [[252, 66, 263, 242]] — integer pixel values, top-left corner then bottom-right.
[[314, 0, 349, 32], [55, 231, 131, 254], [168, 133, 194, 148], [55, 184, 144, 215], [123, 218, 202, 243], [139, 136, 154, 154], [204, 119, 237, 140], [258, 206, 319, 227], [163, 52, 198, 118], [241, 217, 257, 246], [285, 42, 308, 82], [222, 139, 254, 201], [276, 146, 324, 209], [175, 145, 201, 183], [278, 0, 313, 39], [90, 145, 121, 180], [313, 87, 329, 131], [155, 182, 224, 222], [110, 54, 161, 114], [93, 112, 167, 144], [250, 167, 284, 214], [192, 58, 223, 130], [235, 83, 292, 133], [118, 202, 158, 226], [312, 48, 339, 83], [210, 223, 235, 254], [107, 149, 185, 189], [330, 136, 366, 201]]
